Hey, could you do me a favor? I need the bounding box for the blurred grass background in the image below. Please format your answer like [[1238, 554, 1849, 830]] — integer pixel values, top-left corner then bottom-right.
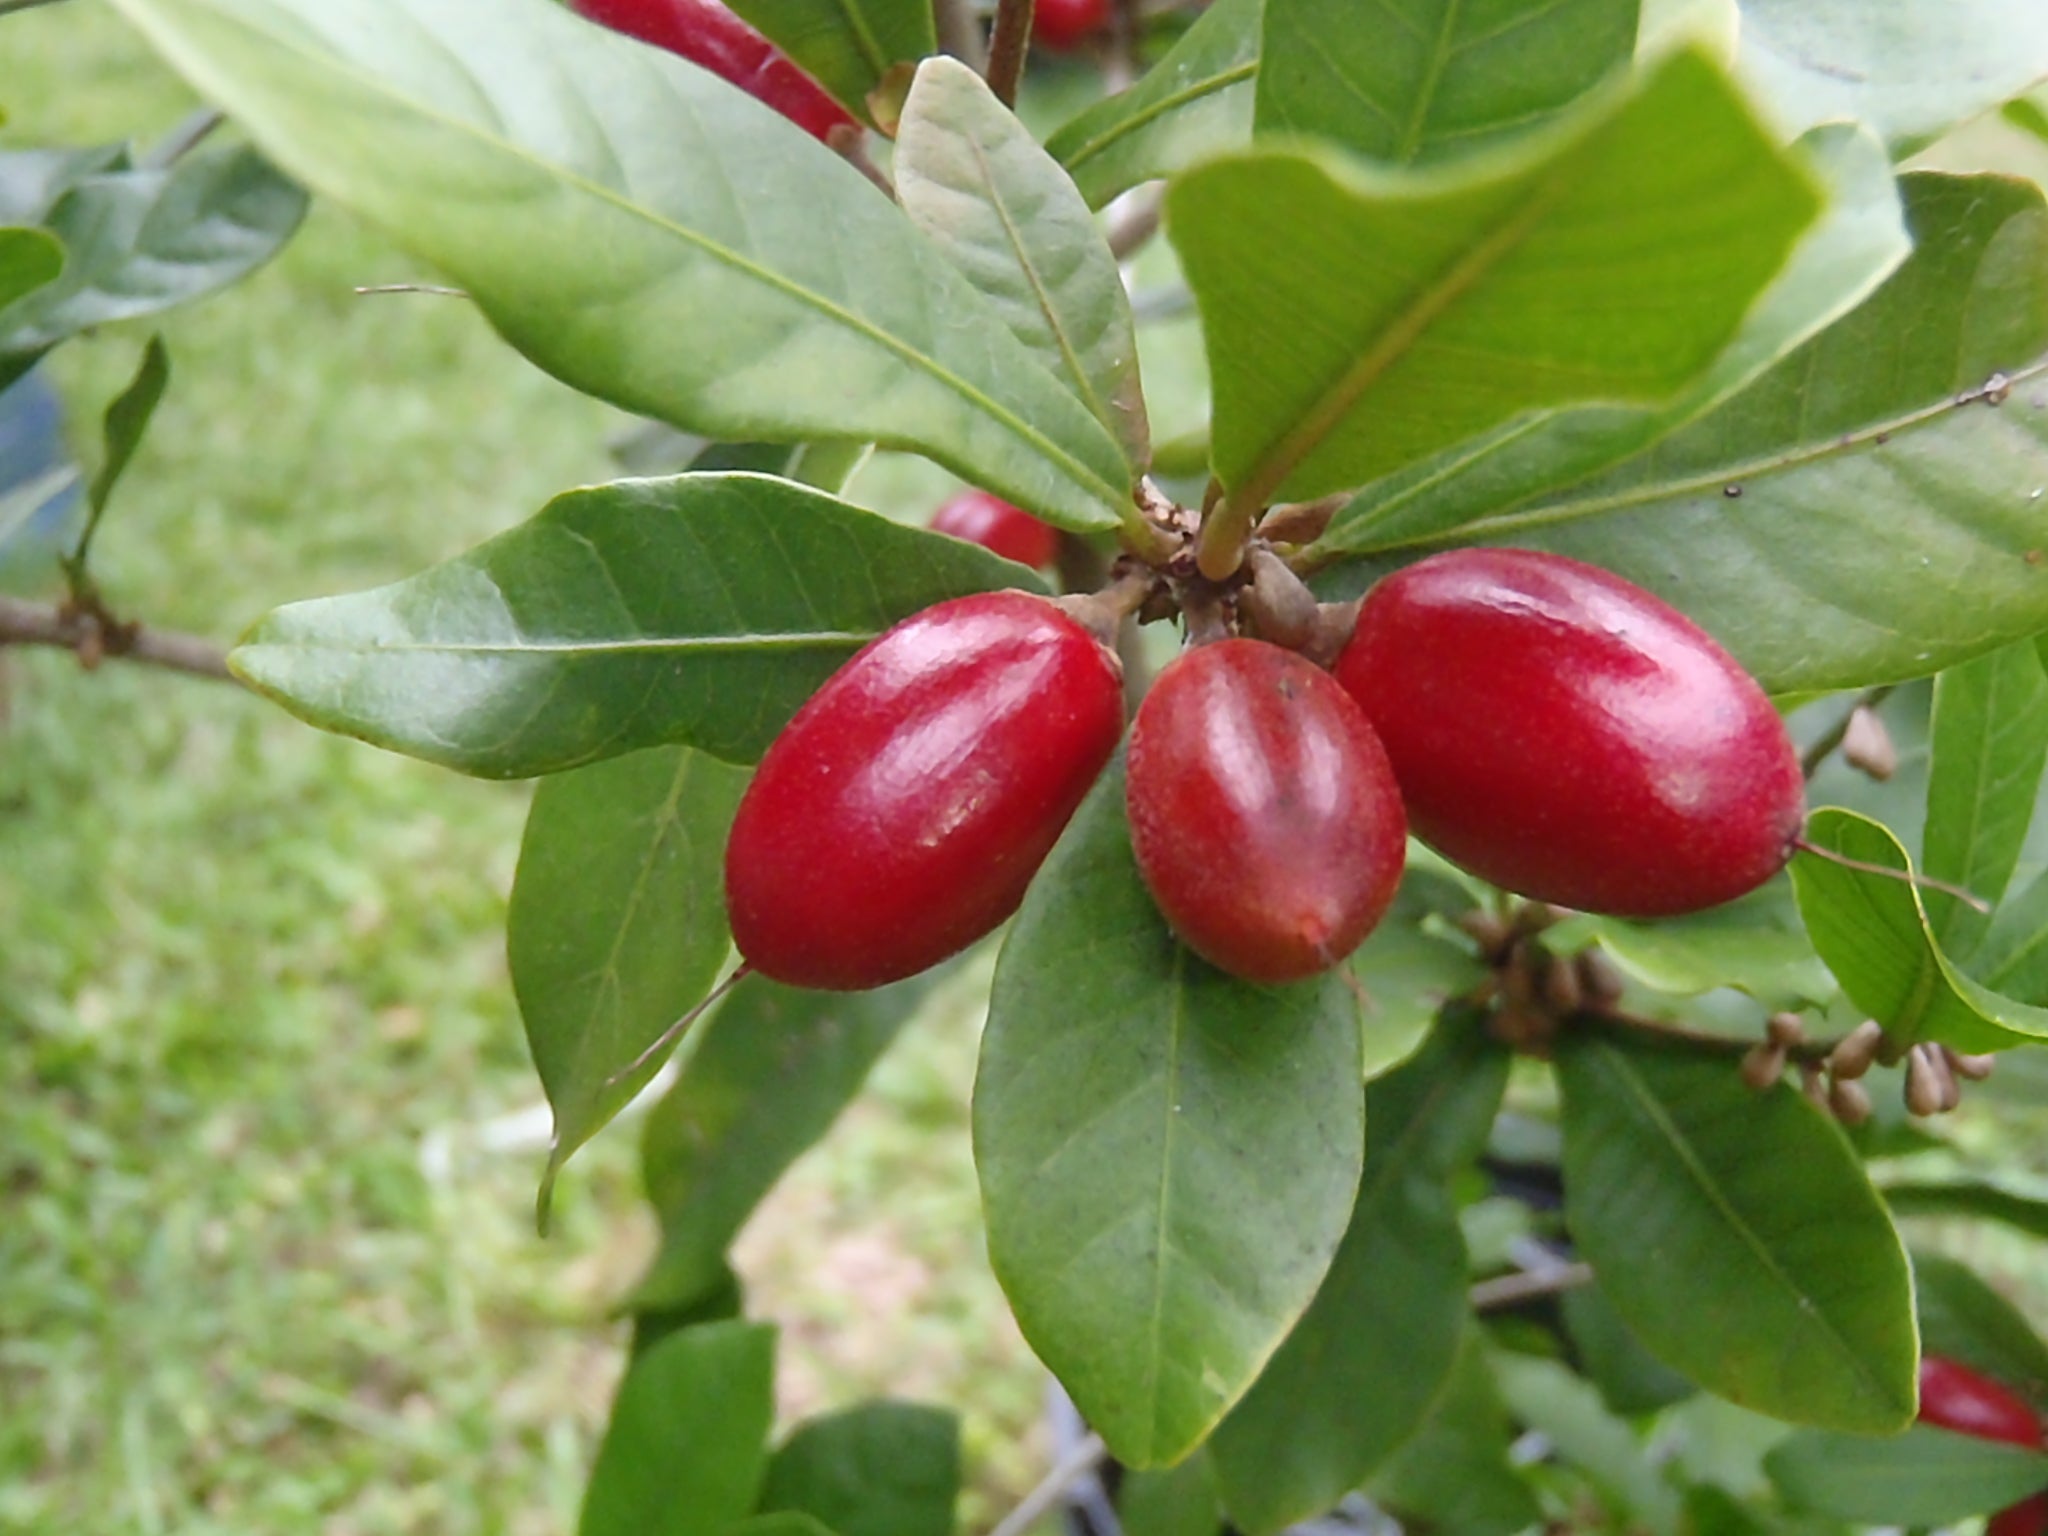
[[0, 9, 1045, 1533]]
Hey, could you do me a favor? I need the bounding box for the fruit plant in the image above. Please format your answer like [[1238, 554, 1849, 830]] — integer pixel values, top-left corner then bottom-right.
[[13, 0, 2048, 1531]]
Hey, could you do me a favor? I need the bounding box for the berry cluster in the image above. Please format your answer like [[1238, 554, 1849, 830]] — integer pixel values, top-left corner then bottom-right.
[[1918, 1356, 2048, 1535], [723, 490, 1807, 994]]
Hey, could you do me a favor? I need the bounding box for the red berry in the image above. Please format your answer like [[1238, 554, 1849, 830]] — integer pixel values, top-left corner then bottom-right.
[[1991, 1497, 2048, 1536], [725, 591, 1124, 990], [1126, 639, 1407, 985], [571, 0, 856, 142], [1335, 549, 1803, 918], [930, 490, 1060, 570], [1034, 0, 1112, 51], [1918, 1355, 2044, 1449]]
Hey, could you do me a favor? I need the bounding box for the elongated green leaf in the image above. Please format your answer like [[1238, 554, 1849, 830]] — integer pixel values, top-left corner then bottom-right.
[[1545, 886, 1835, 1011], [509, 744, 748, 1217], [1889, 1178, 2048, 1241], [1737, 0, 2048, 156], [724, 1518, 834, 1536], [580, 1321, 776, 1536], [1767, 1425, 2048, 1524], [636, 970, 936, 1310], [1925, 642, 2048, 957], [1914, 1253, 2048, 1409], [1972, 862, 2048, 1005], [0, 226, 61, 312], [1170, 49, 1820, 516], [1349, 889, 1487, 1080], [1210, 1008, 1506, 1534], [231, 473, 1043, 779], [1492, 1352, 1682, 1534], [1321, 122, 1908, 554], [1046, 0, 1260, 210], [1556, 1031, 1918, 1433], [85, 333, 169, 525], [722, 0, 932, 123], [1791, 808, 2048, 1051], [760, 1402, 958, 1536], [1255, 0, 1637, 163], [896, 58, 1148, 468], [1118, 1454, 1223, 1536], [108, 0, 1132, 531], [0, 144, 303, 383], [1561, 1280, 1696, 1416], [1419, 172, 2048, 695], [976, 758, 1365, 1468], [1368, 1330, 1542, 1536]]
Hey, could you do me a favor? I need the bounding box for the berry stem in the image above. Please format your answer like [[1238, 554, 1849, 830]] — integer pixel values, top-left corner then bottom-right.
[[603, 963, 754, 1090], [1194, 485, 1258, 580], [1789, 837, 1992, 913]]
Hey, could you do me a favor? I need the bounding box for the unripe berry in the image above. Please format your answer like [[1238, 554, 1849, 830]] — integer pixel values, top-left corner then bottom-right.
[[929, 489, 1060, 570], [725, 591, 1123, 989], [1335, 549, 1803, 917], [1125, 639, 1406, 985], [1917, 1355, 2044, 1448]]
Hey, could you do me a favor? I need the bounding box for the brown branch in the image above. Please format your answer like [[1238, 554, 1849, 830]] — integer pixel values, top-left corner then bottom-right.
[[0, 596, 238, 683], [985, 0, 1034, 107]]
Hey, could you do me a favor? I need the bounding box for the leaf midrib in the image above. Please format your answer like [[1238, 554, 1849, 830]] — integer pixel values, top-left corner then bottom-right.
[[1058, 60, 1259, 172], [137, 0, 1127, 510]]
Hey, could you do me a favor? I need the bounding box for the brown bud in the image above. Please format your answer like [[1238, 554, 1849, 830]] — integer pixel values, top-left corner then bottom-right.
[[1827, 1020, 1886, 1082], [1904, 1045, 1948, 1116], [1943, 1046, 1998, 1082], [1575, 949, 1626, 1004], [1241, 547, 1322, 652], [1766, 1012, 1807, 1049], [1740, 1042, 1787, 1092], [1930, 1047, 1963, 1112], [1827, 1075, 1873, 1126], [1456, 908, 1512, 959], [1256, 495, 1345, 546], [1541, 952, 1585, 1016], [1799, 1061, 1828, 1108], [1841, 704, 1898, 782]]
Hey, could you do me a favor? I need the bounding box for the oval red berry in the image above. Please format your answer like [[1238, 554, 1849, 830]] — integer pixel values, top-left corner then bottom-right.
[[1336, 549, 1803, 918], [930, 489, 1060, 570], [725, 591, 1124, 990], [1126, 639, 1407, 985], [1034, 0, 1112, 50], [1918, 1355, 2044, 1449]]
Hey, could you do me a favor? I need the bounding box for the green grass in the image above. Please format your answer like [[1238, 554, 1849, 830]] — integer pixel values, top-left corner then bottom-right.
[[0, 11, 1046, 1534]]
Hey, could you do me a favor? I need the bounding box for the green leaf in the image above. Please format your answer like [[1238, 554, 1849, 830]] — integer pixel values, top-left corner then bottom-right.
[[976, 758, 1366, 1468], [636, 971, 937, 1310], [1045, 0, 1260, 210], [721, 0, 932, 124], [1791, 807, 2048, 1050], [896, 58, 1148, 469], [1255, 0, 1637, 164], [1169, 48, 1820, 516], [1736, 0, 2048, 156], [84, 332, 169, 525], [1556, 1030, 1918, 1433], [1545, 886, 1836, 1011], [0, 226, 61, 311], [1913, 1251, 2048, 1409], [1424, 171, 2048, 696], [1210, 1008, 1507, 1534], [1766, 1425, 2048, 1524], [1885, 1177, 2048, 1241], [1350, 887, 1487, 1080], [580, 1321, 776, 1536], [1491, 1351, 1682, 1534], [0, 144, 304, 383], [1368, 1329, 1542, 1536], [230, 473, 1043, 779], [1972, 862, 2048, 1005], [1560, 1280, 1697, 1417], [108, 0, 1131, 531], [631, 1262, 742, 1361], [1117, 1453, 1223, 1536], [1320, 122, 1908, 555], [760, 1402, 959, 1536], [1924, 642, 2048, 958], [724, 1518, 835, 1536], [508, 744, 748, 1217]]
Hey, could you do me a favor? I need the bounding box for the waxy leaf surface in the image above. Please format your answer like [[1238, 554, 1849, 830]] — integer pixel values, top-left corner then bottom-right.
[[231, 474, 1042, 779], [977, 760, 1364, 1467], [760, 1402, 959, 1536]]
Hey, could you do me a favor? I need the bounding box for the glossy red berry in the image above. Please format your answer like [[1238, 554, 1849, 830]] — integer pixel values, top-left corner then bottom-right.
[[1991, 1497, 2048, 1536], [571, 0, 857, 142], [725, 591, 1123, 990], [1126, 639, 1407, 985], [1918, 1355, 2044, 1449], [1034, 0, 1113, 51], [930, 489, 1060, 570], [1335, 548, 1803, 918]]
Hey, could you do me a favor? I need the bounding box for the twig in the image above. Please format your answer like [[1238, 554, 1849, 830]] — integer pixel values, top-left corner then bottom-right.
[[146, 108, 224, 168], [986, 1430, 1105, 1536], [1800, 684, 1896, 779], [1469, 1261, 1595, 1311], [1105, 187, 1163, 260], [0, 596, 236, 682], [985, 0, 1034, 108]]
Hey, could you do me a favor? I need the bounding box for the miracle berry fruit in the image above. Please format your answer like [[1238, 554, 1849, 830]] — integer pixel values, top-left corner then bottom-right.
[[1337, 548, 1803, 918], [1126, 639, 1407, 985], [1917, 1357, 2047, 1536], [1034, 0, 1113, 51], [725, 590, 1124, 990], [930, 489, 1060, 570]]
